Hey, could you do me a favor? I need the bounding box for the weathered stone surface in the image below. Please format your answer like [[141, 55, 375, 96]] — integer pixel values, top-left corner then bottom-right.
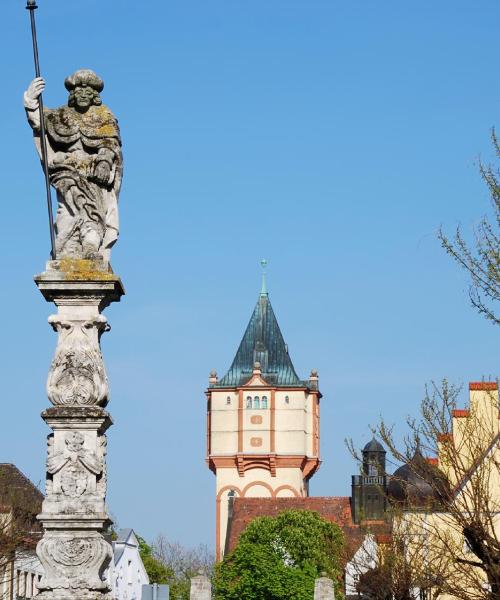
[[35, 259, 124, 308], [314, 575, 335, 600], [24, 71, 123, 262], [46, 315, 109, 407], [37, 532, 112, 599], [35, 259, 123, 600], [190, 571, 211, 600]]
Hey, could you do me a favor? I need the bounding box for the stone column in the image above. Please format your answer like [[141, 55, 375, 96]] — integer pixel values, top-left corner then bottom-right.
[[190, 570, 211, 600], [314, 574, 335, 600], [34, 259, 124, 600]]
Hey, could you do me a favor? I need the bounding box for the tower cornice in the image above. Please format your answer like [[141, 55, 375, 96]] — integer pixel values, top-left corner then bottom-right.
[[207, 454, 321, 479]]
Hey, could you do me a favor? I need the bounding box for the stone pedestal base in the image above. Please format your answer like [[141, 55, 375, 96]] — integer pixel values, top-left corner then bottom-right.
[[190, 572, 211, 600], [314, 576, 335, 600], [35, 260, 124, 600]]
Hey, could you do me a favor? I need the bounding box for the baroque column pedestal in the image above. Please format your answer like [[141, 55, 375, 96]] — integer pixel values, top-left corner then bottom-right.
[[34, 259, 124, 600]]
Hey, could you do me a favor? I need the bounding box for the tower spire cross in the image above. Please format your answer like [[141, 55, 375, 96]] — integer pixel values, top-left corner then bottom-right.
[[260, 258, 268, 296]]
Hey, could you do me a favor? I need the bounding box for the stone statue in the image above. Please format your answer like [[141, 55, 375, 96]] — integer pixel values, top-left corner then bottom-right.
[[24, 70, 123, 261]]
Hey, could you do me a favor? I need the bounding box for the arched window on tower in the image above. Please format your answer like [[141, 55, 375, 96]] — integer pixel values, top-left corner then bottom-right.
[[246, 396, 252, 409], [253, 396, 260, 409], [261, 396, 268, 409]]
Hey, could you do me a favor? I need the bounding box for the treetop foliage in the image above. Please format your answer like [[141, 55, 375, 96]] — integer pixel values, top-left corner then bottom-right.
[[213, 509, 344, 600]]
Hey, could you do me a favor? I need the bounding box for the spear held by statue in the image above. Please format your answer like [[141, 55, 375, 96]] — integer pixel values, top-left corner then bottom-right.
[[26, 0, 56, 259]]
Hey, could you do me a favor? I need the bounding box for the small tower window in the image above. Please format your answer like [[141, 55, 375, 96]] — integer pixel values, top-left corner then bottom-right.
[[226, 396, 231, 405], [368, 464, 377, 476], [285, 395, 290, 404], [253, 396, 260, 409], [261, 396, 268, 409], [246, 396, 252, 409]]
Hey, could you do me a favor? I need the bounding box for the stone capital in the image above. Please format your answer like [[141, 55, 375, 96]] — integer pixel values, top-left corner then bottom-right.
[[35, 259, 124, 310], [41, 407, 113, 433]]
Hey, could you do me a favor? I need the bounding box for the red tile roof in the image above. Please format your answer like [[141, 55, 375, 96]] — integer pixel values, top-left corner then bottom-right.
[[0, 463, 43, 507], [469, 382, 498, 391], [226, 496, 389, 564]]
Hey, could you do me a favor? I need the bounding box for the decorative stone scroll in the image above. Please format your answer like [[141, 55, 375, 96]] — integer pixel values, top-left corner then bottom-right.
[[37, 532, 112, 596], [47, 315, 109, 407]]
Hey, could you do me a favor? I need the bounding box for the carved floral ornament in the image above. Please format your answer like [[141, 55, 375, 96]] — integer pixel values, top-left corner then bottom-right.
[[47, 315, 109, 406]]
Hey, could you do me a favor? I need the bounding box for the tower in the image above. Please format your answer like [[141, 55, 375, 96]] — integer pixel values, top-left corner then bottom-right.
[[206, 273, 321, 559], [351, 437, 387, 524]]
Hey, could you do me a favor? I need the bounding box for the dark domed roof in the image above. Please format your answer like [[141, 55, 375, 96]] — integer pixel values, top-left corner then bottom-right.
[[387, 449, 449, 508], [363, 437, 385, 453]]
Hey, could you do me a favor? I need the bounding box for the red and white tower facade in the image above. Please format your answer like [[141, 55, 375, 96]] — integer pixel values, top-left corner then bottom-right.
[[206, 274, 321, 559]]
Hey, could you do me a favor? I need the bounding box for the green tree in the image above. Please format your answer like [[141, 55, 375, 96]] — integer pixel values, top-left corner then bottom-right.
[[137, 536, 173, 584], [213, 509, 344, 600], [439, 130, 500, 325]]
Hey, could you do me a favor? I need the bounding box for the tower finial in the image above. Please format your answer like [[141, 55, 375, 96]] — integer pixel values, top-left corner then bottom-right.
[[260, 259, 268, 296]]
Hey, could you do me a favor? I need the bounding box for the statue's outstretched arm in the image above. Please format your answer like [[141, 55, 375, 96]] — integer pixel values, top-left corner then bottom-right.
[[24, 77, 45, 131]]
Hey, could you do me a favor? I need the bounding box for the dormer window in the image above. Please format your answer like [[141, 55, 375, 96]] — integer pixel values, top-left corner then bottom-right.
[[246, 396, 252, 409], [261, 396, 268, 409], [253, 396, 260, 409]]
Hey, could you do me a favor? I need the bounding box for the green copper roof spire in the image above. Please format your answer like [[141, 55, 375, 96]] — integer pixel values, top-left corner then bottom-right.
[[260, 259, 268, 296], [216, 266, 303, 388]]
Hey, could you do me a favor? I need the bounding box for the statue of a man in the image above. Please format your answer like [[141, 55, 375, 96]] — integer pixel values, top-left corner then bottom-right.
[[24, 70, 122, 261]]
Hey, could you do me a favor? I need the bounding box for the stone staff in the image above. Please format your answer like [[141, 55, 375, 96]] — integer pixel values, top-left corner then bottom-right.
[[25, 0, 56, 259]]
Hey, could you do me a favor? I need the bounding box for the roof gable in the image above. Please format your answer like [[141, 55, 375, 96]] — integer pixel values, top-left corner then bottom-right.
[[0, 463, 44, 509]]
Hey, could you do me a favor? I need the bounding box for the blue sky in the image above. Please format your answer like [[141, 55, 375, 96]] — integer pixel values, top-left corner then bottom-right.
[[0, 1, 498, 549]]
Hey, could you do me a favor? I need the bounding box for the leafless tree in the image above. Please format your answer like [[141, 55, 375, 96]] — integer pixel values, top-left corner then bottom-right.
[[438, 130, 500, 325], [151, 535, 214, 600], [370, 381, 500, 600]]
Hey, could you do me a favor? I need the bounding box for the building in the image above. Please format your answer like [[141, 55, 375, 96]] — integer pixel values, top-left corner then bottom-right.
[[351, 437, 387, 524], [0, 465, 148, 600], [385, 381, 500, 600], [110, 529, 149, 600], [225, 495, 364, 558], [0, 464, 44, 600], [206, 277, 321, 559]]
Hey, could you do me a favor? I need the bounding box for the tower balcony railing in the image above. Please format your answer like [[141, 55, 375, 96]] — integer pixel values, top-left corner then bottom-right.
[[352, 475, 386, 486]]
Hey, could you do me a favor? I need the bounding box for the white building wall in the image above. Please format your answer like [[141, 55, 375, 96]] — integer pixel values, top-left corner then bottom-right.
[[0, 548, 44, 600], [345, 534, 378, 598], [110, 530, 149, 600]]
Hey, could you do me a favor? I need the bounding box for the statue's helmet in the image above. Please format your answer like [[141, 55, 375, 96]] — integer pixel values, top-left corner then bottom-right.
[[64, 69, 104, 92]]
